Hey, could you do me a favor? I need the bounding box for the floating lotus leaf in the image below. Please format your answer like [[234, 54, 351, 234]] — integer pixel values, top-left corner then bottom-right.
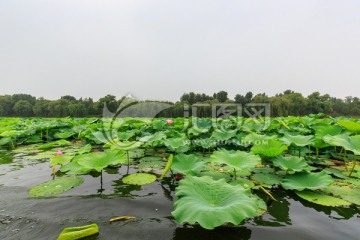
[[210, 149, 261, 171], [281, 171, 333, 191], [38, 139, 71, 150], [280, 133, 315, 147], [322, 186, 360, 205], [251, 173, 282, 185], [29, 177, 84, 197], [272, 156, 310, 172], [250, 139, 288, 157], [122, 173, 157, 185], [229, 178, 255, 189], [295, 190, 351, 207], [171, 154, 207, 175], [172, 176, 264, 229], [337, 119, 360, 133], [137, 156, 165, 170], [323, 135, 360, 155], [77, 150, 127, 172], [57, 223, 99, 240]]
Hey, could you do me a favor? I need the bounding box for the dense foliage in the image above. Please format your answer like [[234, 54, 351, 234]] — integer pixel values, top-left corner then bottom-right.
[[1, 90, 360, 117], [0, 115, 359, 229]]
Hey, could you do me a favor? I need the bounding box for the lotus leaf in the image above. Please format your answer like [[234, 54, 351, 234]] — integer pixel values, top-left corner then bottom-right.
[[210, 149, 261, 171], [281, 171, 333, 191], [295, 190, 351, 207], [122, 173, 156, 185], [77, 150, 127, 172], [171, 154, 207, 175], [250, 139, 288, 157], [57, 223, 99, 240], [172, 176, 264, 229], [272, 156, 310, 172], [29, 177, 84, 197]]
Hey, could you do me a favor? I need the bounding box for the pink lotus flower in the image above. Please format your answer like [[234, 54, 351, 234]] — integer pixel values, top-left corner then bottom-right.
[[166, 119, 173, 125], [56, 150, 63, 156]]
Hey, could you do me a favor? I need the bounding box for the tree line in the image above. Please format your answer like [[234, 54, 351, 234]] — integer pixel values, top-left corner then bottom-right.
[[0, 90, 359, 118]]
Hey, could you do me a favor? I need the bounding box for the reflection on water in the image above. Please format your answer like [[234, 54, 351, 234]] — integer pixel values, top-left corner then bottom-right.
[[173, 225, 252, 240]]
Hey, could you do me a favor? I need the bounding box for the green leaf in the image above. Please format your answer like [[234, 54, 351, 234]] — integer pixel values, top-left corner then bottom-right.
[[164, 137, 190, 153], [122, 173, 156, 185], [323, 135, 360, 155], [171, 154, 207, 175], [172, 176, 265, 230], [295, 190, 351, 207], [77, 150, 127, 172], [57, 223, 99, 240], [250, 139, 288, 157], [76, 144, 92, 155], [50, 155, 73, 167], [281, 171, 333, 191], [210, 149, 261, 171], [54, 131, 74, 139], [272, 156, 310, 172], [38, 139, 71, 150], [211, 129, 236, 141], [160, 154, 173, 179], [29, 177, 84, 197], [280, 133, 314, 147], [322, 186, 360, 205], [139, 132, 166, 142], [60, 155, 92, 175], [251, 173, 282, 185], [105, 139, 143, 151], [337, 119, 360, 133]]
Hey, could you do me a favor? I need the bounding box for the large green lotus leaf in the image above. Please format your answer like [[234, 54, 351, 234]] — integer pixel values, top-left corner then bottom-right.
[[195, 138, 217, 149], [77, 150, 127, 172], [54, 131, 75, 139], [322, 186, 360, 205], [50, 155, 73, 167], [295, 190, 351, 207], [229, 178, 255, 189], [76, 144, 92, 155], [38, 139, 71, 150], [187, 126, 209, 136], [251, 173, 283, 185], [122, 173, 157, 185], [172, 176, 264, 229], [118, 131, 135, 141], [250, 139, 288, 157], [210, 149, 261, 171], [29, 177, 84, 197], [280, 133, 314, 147], [0, 137, 12, 146], [323, 135, 360, 155], [281, 171, 333, 191], [337, 119, 360, 133], [57, 223, 99, 240], [105, 139, 143, 151], [137, 157, 165, 170], [60, 155, 92, 175], [211, 129, 236, 141], [272, 156, 310, 172], [164, 137, 190, 153], [242, 133, 277, 146], [313, 125, 344, 148], [139, 132, 166, 142], [171, 154, 207, 175]]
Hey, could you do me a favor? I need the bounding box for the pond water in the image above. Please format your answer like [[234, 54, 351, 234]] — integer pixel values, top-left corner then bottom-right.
[[0, 150, 359, 240]]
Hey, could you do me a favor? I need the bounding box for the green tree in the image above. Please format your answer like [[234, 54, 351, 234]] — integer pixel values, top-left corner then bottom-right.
[[13, 100, 33, 116]]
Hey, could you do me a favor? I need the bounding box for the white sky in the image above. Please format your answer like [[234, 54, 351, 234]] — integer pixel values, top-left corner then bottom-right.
[[0, 0, 359, 101]]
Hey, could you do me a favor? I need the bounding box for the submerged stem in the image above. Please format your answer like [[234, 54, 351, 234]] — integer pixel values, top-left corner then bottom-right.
[[260, 186, 277, 201]]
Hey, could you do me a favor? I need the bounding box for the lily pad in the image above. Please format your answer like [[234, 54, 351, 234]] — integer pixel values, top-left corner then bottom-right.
[[77, 150, 127, 172], [172, 176, 264, 229], [281, 171, 333, 191], [251, 173, 282, 185], [122, 173, 157, 185], [295, 190, 351, 207], [29, 177, 84, 197], [57, 223, 99, 240]]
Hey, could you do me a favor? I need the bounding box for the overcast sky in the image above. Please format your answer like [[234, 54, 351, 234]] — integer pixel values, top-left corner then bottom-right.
[[1, 0, 359, 101]]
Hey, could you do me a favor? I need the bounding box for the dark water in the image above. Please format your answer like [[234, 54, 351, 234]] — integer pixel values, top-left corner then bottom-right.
[[0, 150, 359, 240]]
